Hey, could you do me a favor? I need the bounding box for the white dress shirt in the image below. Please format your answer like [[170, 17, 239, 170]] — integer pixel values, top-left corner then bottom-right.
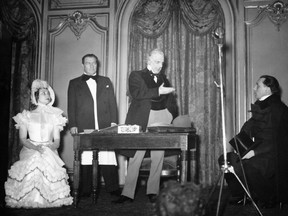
[[81, 77, 117, 165]]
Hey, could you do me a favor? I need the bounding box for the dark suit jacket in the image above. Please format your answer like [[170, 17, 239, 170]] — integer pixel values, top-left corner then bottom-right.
[[234, 94, 288, 202], [67, 75, 117, 132], [120, 68, 178, 158]]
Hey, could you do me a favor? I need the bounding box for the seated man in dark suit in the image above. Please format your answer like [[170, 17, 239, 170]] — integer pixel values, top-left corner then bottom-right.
[[219, 75, 288, 207]]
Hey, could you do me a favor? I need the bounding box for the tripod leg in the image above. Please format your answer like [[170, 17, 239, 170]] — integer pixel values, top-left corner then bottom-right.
[[230, 168, 263, 216], [216, 171, 225, 216]]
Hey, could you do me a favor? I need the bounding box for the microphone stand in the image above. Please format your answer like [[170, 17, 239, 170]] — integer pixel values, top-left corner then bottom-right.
[[211, 27, 263, 216]]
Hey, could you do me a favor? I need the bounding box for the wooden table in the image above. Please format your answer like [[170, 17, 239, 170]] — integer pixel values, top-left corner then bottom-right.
[[72, 132, 198, 207]]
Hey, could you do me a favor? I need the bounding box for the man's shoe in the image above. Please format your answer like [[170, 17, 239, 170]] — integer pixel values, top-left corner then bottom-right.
[[147, 194, 158, 203], [111, 195, 133, 204]]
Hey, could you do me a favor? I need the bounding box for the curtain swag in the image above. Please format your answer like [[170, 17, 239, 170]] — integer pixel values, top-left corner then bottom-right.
[[0, 0, 35, 40], [132, 0, 174, 38], [132, 0, 222, 37], [179, 0, 222, 35]]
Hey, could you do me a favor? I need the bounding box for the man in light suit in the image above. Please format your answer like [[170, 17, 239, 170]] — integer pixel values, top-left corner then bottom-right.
[[113, 48, 178, 204], [68, 54, 120, 198]]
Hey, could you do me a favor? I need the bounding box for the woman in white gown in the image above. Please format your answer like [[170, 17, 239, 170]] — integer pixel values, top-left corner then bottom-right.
[[5, 79, 73, 208]]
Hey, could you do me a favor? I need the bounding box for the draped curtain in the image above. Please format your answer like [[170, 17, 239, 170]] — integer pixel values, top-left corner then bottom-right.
[[129, 0, 224, 185], [0, 0, 37, 166]]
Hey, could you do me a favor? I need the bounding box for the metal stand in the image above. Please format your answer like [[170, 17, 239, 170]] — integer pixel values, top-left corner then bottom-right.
[[211, 27, 263, 216], [215, 164, 263, 216]]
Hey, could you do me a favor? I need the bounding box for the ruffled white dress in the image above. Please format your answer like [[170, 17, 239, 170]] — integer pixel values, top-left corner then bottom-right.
[[5, 106, 73, 208]]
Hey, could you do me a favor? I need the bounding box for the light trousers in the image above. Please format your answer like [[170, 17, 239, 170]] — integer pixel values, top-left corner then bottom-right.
[[122, 108, 172, 199], [121, 150, 164, 198]]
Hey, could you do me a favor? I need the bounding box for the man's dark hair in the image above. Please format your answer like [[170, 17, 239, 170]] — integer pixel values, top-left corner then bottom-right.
[[81, 54, 98, 64], [260, 75, 280, 95]]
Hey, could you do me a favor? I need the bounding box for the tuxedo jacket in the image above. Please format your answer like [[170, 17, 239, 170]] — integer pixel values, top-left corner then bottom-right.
[[67, 75, 117, 132]]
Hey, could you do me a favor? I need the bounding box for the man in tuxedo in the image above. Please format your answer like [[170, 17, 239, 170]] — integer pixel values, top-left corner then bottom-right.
[[220, 75, 288, 207], [68, 54, 120, 198], [113, 48, 178, 204]]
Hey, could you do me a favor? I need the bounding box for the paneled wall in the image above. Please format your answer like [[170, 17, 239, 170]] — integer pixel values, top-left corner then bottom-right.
[[234, 0, 288, 131], [245, 0, 288, 106], [39, 0, 118, 174]]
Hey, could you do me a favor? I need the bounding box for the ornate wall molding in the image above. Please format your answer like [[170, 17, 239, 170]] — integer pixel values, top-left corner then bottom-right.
[[47, 10, 109, 82], [49, 10, 107, 40], [244, 0, 288, 127], [49, 0, 109, 10], [67, 11, 89, 39], [246, 0, 288, 31]]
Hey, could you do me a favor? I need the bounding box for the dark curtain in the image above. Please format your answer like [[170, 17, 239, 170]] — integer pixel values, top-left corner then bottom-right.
[[0, 0, 37, 167], [129, 0, 224, 185]]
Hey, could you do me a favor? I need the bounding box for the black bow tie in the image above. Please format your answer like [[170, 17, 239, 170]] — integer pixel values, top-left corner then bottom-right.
[[82, 74, 98, 82], [149, 71, 160, 78]]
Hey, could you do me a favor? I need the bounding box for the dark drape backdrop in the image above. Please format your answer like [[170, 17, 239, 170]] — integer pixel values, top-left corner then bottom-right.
[[128, 0, 224, 185], [0, 0, 37, 167]]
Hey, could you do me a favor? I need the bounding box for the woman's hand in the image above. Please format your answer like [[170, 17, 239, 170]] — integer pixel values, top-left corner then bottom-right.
[[20, 137, 45, 154], [35, 145, 44, 154], [47, 142, 55, 151], [47, 139, 60, 151]]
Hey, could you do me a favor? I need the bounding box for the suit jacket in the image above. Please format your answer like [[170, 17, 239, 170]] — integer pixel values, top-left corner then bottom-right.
[[67, 75, 117, 132], [239, 94, 288, 202], [120, 68, 178, 158]]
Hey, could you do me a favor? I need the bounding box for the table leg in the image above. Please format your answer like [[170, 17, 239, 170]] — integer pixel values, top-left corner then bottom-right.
[[181, 150, 188, 183], [92, 150, 98, 204], [189, 135, 198, 183], [190, 148, 196, 183], [73, 150, 80, 207], [176, 154, 181, 182]]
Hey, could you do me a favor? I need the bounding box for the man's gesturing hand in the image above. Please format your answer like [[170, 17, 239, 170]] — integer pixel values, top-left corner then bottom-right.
[[159, 83, 175, 95]]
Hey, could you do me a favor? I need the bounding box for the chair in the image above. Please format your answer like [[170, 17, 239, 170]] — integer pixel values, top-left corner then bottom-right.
[[138, 115, 193, 185]]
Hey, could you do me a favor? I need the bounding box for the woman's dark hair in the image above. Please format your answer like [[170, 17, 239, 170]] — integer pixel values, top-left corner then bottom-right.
[[31, 88, 51, 110], [260, 75, 281, 95], [30, 89, 41, 110], [34, 89, 40, 103]]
